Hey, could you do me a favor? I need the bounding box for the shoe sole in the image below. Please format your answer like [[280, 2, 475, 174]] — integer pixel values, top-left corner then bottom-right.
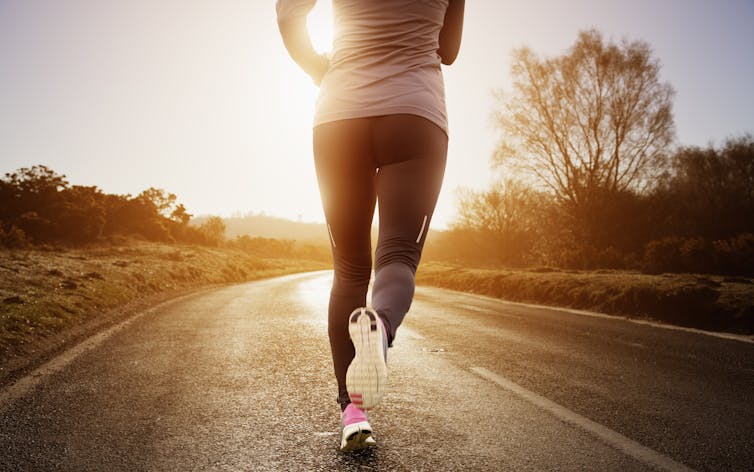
[[346, 308, 387, 410], [340, 421, 375, 451]]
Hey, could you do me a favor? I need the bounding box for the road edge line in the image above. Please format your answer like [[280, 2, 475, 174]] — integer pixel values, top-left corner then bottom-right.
[[0, 289, 209, 411], [470, 367, 696, 472], [419, 287, 753, 344]]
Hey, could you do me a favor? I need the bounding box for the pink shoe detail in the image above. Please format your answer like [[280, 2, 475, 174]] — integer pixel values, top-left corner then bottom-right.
[[340, 404, 374, 451], [341, 403, 368, 427]]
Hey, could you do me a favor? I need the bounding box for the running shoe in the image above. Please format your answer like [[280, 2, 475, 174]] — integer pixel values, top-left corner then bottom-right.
[[340, 403, 376, 451], [346, 307, 388, 410]]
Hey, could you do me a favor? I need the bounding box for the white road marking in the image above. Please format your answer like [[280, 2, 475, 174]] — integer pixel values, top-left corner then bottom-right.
[[0, 273, 324, 411], [471, 367, 696, 472], [0, 289, 209, 411], [397, 326, 425, 340], [457, 303, 492, 313], [419, 287, 754, 344], [517, 302, 754, 345]]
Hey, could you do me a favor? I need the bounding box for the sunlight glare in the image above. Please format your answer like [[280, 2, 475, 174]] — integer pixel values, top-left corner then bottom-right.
[[307, 0, 333, 54]]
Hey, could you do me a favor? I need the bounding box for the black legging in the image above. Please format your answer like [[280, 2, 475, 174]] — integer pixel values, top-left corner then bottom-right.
[[313, 114, 448, 408]]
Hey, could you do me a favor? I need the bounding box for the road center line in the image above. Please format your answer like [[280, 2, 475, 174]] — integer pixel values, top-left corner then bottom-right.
[[470, 367, 695, 472]]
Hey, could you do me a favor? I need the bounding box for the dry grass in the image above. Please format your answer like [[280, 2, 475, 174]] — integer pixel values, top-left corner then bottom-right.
[[416, 263, 754, 335], [0, 240, 328, 368]]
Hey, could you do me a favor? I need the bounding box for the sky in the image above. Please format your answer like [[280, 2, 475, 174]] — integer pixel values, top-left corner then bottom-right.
[[1, 0, 753, 229]]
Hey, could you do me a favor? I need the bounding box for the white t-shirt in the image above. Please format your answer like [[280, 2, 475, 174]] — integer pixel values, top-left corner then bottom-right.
[[276, 0, 450, 135]]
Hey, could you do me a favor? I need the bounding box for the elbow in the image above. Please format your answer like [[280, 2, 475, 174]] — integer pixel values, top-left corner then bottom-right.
[[440, 51, 458, 66], [438, 45, 460, 65]]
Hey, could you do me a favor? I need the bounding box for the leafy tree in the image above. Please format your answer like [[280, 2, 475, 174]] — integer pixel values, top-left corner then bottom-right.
[[653, 135, 754, 240], [0, 166, 72, 243], [0, 165, 70, 230], [198, 216, 226, 246], [101, 194, 131, 237], [138, 187, 178, 218], [0, 164, 218, 247], [54, 185, 107, 244], [494, 30, 675, 246], [2, 165, 69, 196], [170, 203, 192, 225]]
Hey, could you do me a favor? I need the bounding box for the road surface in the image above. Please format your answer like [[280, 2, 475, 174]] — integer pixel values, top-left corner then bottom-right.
[[1, 271, 753, 471]]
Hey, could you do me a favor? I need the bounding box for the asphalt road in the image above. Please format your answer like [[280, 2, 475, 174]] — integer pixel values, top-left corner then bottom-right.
[[1, 271, 752, 471]]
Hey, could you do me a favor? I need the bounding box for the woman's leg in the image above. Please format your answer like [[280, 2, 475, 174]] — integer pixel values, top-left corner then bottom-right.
[[312, 118, 377, 409], [370, 115, 448, 345]]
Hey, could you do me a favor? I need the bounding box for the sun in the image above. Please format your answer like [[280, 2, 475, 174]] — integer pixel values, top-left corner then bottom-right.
[[306, 0, 334, 54]]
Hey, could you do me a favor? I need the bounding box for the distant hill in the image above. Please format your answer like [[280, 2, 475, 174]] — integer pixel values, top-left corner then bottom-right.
[[190, 214, 389, 245], [192, 214, 329, 243]]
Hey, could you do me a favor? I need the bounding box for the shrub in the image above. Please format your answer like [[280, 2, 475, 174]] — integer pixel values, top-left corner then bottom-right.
[[0, 224, 28, 248], [679, 237, 715, 274], [713, 233, 754, 276], [644, 233, 754, 276], [643, 237, 684, 274]]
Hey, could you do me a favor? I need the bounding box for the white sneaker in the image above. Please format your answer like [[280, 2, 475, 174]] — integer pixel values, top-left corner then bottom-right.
[[345, 307, 388, 410]]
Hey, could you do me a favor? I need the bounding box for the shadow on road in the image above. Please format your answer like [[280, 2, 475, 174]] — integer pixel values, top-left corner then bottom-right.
[[334, 446, 381, 470]]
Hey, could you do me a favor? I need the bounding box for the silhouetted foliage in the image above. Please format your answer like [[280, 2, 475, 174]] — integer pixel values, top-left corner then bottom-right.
[[0, 165, 69, 244], [444, 180, 549, 266], [561, 186, 649, 268], [650, 135, 754, 240], [638, 136, 754, 275], [0, 165, 212, 247], [642, 234, 754, 276], [430, 29, 752, 275], [495, 30, 675, 198], [0, 223, 28, 249], [435, 135, 754, 275], [197, 216, 226, 247], [54, 185, 107, 244], [171, 203, 192, 225], [0, 164, 334, 260], [494, 29, 675, 254]]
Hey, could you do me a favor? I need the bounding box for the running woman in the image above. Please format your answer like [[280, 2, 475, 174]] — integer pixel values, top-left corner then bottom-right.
[[276, 0, 464, 451]]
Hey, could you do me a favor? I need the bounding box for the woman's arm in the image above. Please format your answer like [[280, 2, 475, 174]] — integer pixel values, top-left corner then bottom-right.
[[438, 0, 465, 65], [276, 0, 329, 85]]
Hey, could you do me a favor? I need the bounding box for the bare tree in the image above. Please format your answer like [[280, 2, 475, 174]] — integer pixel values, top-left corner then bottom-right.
[[494, 30, 675, 207], [455, 180, 537, 234], [452, 180, 547, 265]]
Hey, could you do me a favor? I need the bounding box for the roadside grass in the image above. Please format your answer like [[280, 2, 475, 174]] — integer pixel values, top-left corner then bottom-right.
[[5, 242, 752, 381], [0, 241, 328, 368], [416, 263, 754, 335]]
